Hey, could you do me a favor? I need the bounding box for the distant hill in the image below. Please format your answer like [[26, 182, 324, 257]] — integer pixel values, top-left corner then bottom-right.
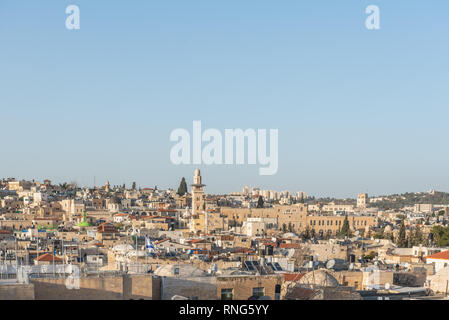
[[367, 191, 449, 210], [307, 191, 449, 211]]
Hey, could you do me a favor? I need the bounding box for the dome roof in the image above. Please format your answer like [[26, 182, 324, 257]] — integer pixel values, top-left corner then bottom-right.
[[112, 244, 135, 252], [298, 269, 339, 287], [282, 232, 298, 238], [154, 264, 207, 277]]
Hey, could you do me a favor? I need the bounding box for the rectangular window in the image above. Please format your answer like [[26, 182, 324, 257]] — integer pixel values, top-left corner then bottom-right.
[[221, 289, 233, 300]]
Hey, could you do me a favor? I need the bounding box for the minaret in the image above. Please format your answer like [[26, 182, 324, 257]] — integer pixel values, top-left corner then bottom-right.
[[105, 180, 110, 193], [191, 169, 205, 216]]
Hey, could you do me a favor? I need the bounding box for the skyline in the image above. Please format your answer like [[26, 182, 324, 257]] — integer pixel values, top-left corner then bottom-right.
[[1, 1, 449, 198], [0, 172, 443, 200]]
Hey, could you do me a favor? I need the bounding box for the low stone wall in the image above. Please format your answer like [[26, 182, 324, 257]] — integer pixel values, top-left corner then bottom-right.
[[217, 275, 283, 300], [32, 275, 161, 300], [394, 271, 427, 287], [162, 276, 217, 300], [0, 283, 35, 300]]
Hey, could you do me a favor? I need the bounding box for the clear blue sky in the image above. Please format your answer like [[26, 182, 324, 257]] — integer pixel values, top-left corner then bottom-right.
[[1, 1, 448, 198]]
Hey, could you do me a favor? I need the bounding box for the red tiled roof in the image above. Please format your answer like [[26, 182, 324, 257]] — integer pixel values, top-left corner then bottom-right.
[[155, 238, 169, 245], [284, 273, 305, 282], [0, 230, 12, 234], [37, 253, 63, 262], [188, 239, 209, 244], [426, 250, 449, 260]]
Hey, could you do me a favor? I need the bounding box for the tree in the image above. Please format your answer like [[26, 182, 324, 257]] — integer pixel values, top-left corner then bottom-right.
[[397, 219, 407, 248], [362, 251, 376, 261], [337, 215, 352, 238], [430, 225, 449, 247], [373, 228, 385, 239], [406, 233, 412, 248], [303, 225, 312, 240], [414, 227, 424, 245], [177, 177, 188, 196], [257, 196, 264, 208], [132, 182, 137, 190], [282, 223, 287, 232], [409, 228, 424, 247]]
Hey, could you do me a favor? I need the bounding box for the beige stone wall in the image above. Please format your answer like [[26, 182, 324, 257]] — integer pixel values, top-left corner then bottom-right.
[[306, 215, 376, 236], [125, 275, 161, 300], [31, 275, 161, 300], [307, 243, 348, 261], [162, 276, 217, 300], [221, 204, 307, 233], [217, 275, 283, 300], [0, 283, 35, 300], [0, 220, 33, 230], [332, 271, 364, 289], [32, 276, 123, 300], [427, 267, 449, 294]]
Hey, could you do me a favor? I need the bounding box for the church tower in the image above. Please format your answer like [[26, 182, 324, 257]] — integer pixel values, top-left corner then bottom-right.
[[105, 180, 110, 193], [191, 169, 205, 216]]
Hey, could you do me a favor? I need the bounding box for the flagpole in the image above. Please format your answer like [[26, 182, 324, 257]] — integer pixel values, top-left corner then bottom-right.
[[125, 229, 128, 274], [135, 231, 137, 263], [36, 237, 39, 278], [53, 239, 55, 277]]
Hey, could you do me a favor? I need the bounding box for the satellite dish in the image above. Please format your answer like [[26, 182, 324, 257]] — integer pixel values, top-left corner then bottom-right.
[[385, 283, 391, 290]]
